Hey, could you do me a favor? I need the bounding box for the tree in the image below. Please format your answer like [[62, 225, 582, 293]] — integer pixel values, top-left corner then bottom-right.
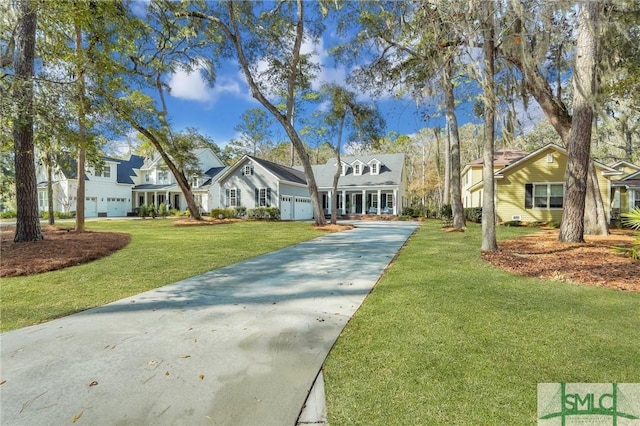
[[318, 83, 385, 224], [479, 0, 498, 252], [176, 0, 327, 224], [332, 0, 467, 229], [559, 2, 599, 243], [228, 108, 274, 157], [12, 0, 42, 242], [498, 0, 611, 237]]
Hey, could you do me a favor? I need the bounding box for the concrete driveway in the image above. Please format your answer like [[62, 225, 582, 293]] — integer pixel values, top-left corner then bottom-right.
[[0, 221, 419, 425]]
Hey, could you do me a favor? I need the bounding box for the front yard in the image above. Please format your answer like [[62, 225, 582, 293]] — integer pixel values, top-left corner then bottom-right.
[[323, 221, 640, 424]]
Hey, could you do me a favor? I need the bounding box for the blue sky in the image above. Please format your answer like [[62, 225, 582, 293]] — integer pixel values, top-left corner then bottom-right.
[[113, 2, 544, 155]]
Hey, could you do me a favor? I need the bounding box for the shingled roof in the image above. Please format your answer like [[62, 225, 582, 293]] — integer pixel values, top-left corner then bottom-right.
[[248, 156, 307, 185], [305, 153, 405, 188], [467, 149, 529, 167]]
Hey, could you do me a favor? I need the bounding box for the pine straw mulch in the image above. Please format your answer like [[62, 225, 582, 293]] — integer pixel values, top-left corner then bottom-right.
[[1, 225, 130, 278], [481, 229, 640, 292]]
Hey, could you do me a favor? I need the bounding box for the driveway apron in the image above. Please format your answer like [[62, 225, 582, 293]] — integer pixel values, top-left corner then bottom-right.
[[0, 221, 419, 425]]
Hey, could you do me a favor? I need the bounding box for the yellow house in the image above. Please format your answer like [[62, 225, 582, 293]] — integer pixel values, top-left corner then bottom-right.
[[463, 144, 619, 224], [609, 161, 640, 221]]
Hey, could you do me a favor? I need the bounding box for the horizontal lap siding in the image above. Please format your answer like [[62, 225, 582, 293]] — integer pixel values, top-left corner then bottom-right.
[[496, 150, 566, 223], [496, 149, 612, 223]]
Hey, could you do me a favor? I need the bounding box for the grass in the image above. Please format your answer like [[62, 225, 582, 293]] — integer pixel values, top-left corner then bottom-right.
[[0, 219, 326, 332], [323, 221, 640, 425]]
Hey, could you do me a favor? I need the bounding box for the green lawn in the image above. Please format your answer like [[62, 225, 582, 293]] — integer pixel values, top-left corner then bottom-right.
[[0, 219, 326, 332], [323, 221, 640, 425]]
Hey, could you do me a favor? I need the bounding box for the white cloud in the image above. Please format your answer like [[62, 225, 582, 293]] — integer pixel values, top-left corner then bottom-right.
[[167, 63, 253, 105]]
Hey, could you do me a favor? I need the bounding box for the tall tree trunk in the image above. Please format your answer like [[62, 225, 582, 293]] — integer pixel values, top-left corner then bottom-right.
[[444, 58, 465, 229], [559, 2, 599, 243], [584, 162, 608, 235], [480, 0, 497, 252], [47, 154, 55, 225], [75, 25, 86, 232], [13, 0, 42, 243], [443, 125, 450, 206]]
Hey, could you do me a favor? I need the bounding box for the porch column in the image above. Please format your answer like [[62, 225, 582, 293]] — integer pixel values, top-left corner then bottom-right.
[[144, 192, 148, 206], [327, 191, 332, 215], [393, 189, 398, 215], [362, 190, 366, 214], [165, 191, 170, 208], [341, 190, 346, 215], [154, 191, 158, 208], [377, 189, 381, 215]]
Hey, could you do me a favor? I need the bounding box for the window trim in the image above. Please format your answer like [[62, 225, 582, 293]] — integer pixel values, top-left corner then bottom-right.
[[525, 182, 564, 209]]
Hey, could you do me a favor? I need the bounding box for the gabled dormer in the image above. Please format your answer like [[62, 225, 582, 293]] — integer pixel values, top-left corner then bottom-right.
[[339, 161, 350, 176], [351, 159, 365, 176], [368, 158, 382, 175]]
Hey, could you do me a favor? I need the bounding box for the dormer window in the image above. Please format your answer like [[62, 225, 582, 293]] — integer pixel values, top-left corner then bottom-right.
[[368, 159, 381, 175], [351, 160, 365, 176]]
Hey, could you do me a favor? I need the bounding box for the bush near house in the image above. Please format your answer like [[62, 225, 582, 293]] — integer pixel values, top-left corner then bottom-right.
[[464, 207, 482, 223], [41, 211, 75, 219], [210, 208, 235, 219], [248, 207, 280, 220], [1, 210, 17, 219]]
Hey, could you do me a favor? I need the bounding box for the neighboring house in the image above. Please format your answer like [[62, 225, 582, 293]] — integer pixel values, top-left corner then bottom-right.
[[462, 143, 618, 224], [37, 149, 409, 220], [305, 153, 408, 216], [37, 147, 226, 217], [609, 161, 640, 221], [37, 155, 144, 218], [216, 155, 314, 220], [131, 148, 226, 213]]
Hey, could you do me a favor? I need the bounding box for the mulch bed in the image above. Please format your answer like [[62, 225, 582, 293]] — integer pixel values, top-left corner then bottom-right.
[[481, 229, 639, 292], [1, 226, 130, 278]]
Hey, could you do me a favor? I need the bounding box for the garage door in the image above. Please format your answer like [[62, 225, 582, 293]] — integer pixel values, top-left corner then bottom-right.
[[294, 197, 313, 220], [85, 197, 98, 218], [280, 195, 293, 220], [107, 197, 128, 217]]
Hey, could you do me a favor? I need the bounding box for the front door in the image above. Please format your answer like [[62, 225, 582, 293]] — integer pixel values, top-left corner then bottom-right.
[[354, 194, 362, 214]]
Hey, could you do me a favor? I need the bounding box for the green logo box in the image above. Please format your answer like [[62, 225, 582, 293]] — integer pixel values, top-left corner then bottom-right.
[[538, 383, 640, 425]]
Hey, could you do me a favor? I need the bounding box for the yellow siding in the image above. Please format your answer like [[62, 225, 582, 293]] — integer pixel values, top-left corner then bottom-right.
[[495, 147, 611, 224]]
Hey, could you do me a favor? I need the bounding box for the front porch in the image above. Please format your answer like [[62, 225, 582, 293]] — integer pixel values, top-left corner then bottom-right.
[[321, 188, 399, 216]]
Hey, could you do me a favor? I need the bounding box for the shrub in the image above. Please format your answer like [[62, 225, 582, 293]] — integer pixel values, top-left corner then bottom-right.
[[0, 210, 17, 219], [138, 204, 149, 218], [613, 207, 640, 260], [546, 220, 560, 229], [528, 221, 544, 228], [464, 207, 482, 223], [234, 206, 247, 218], [210, 208, 235, 219], [440, 204, 452, 219], [168, 208, 181, 216], [503, 220, 522, 227], [158, 203, 168, 218], [248, 207, 280, 220]]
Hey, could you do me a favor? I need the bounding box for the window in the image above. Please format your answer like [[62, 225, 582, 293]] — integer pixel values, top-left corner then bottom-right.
[[384, 193, 394, 208], [526, 183, 564, 209], [354, 164, 361, 175], [145, 173, 150, 183], [103, 166, 111, 178], [256, 188, 271, 207], [38, 191, 47, 211], [546, 153, 554, 163], [243, 165, 253, 176], [226, 188, 240, 207], [158, 170, 169, 184], [370, 162, 378, 175]]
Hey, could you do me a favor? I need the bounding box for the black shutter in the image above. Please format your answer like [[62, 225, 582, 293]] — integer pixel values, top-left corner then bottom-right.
[[525, 184, 533, 209], [255, 188, 259, 207], [266, 188, 271, 207]]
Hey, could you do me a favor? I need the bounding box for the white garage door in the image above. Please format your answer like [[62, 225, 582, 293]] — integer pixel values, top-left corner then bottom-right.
[[294, 197, 313, 220], [280, 195, 293, 220], [107, 197, 128, 217], [85, 196, 98, 218]]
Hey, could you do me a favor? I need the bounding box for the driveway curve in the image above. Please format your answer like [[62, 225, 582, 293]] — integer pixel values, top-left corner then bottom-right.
[[0, 220, 420, 425]]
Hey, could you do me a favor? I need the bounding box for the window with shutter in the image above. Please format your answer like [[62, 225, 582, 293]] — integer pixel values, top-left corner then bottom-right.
[[525, 184, 533, 209]]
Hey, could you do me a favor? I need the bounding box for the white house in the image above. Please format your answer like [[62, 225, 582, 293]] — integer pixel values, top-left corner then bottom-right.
[[37, 149, 408, 220]]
